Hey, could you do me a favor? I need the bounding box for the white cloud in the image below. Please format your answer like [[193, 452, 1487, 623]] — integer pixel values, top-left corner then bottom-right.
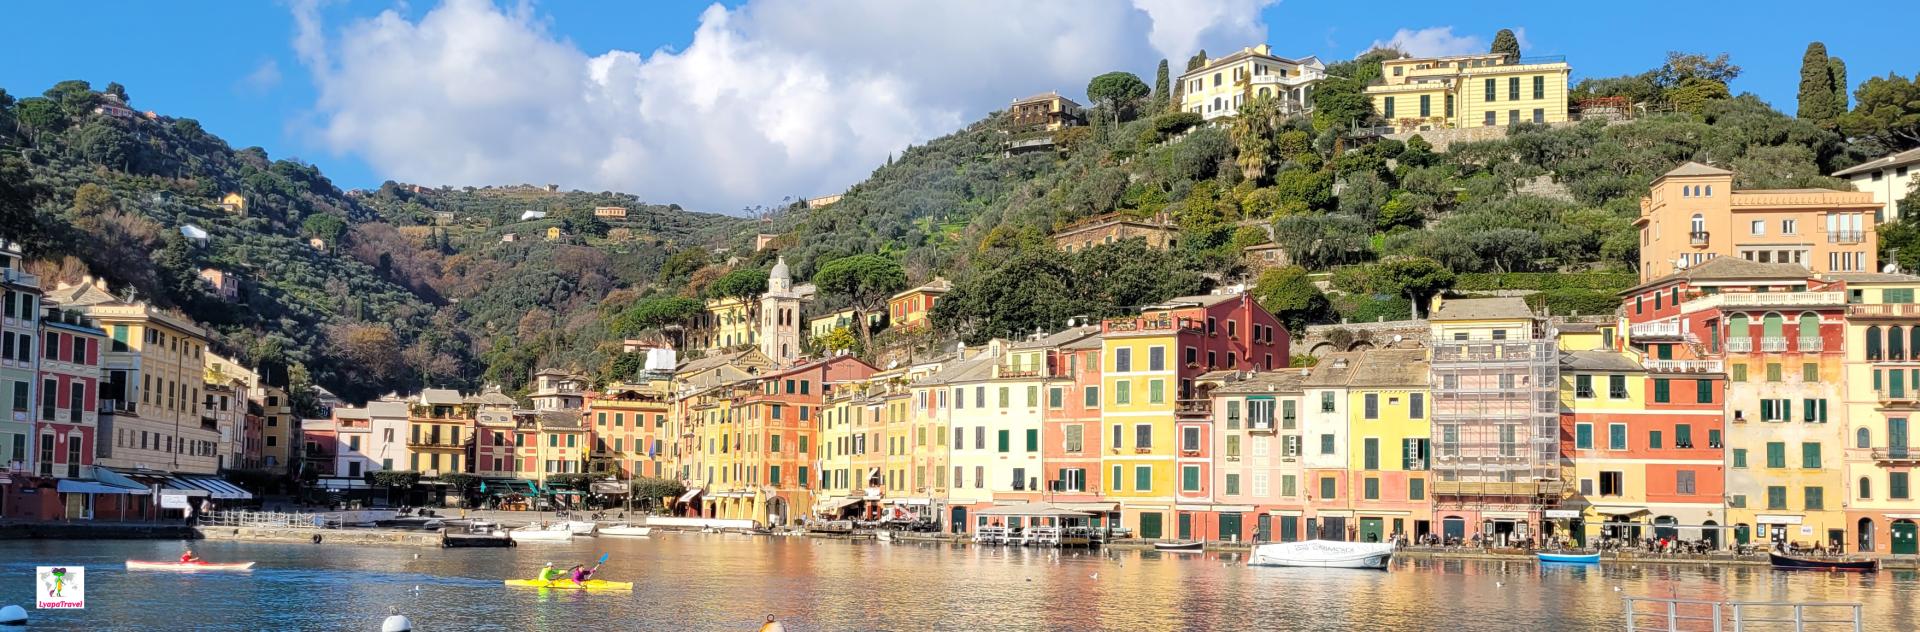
[[1367, 26, 1485, 58], [237, 59, 282, 95], [290, 0, 1273, 212]]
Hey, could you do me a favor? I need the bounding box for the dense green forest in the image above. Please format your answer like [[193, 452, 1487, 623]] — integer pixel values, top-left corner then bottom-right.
[[4, 39, 1918, 403]]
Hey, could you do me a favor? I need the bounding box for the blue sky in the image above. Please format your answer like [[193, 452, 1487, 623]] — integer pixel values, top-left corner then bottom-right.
[[2, 1, 1908, 213]]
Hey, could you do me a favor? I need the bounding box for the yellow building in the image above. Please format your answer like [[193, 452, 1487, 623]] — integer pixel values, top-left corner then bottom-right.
[[219, 192, 246, 214], [406, 389, 470, 476], [545, 226, 562, 241], [534, 410, 586, 483], [691, 297, 757, 352], [1177, 44, 1325, 120], [887, 278, 951, 331], [1838, 274, 1920, 555], [48, 279, 223, 475], [1100, 321, 1179, 538], [1007, 92, 1086, 132], [1367, 52, 1571, 133], [1341, 349, 1433, 543]]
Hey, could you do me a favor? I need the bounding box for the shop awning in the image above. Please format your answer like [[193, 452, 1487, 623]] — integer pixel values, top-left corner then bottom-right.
[[316, 477, 373, 491], [56, 479, 144, 494], [818, 497, 861, 510], [170, 474, 254, 500], [973, 503, 1092, 518], [1594, 506, 1652, 517], [1053, 502, 1119, 513], [94, 468, 153, 495], [590, 481, 628, 495], [677, 488, 704, 503]]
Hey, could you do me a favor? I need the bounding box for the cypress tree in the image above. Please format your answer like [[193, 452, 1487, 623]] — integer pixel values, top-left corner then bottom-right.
[[1797, 42, 1839, 123], [1829, 56, 1848, 112], [1490, 29, 1520, 63], [1186, 50, 1208, 72], [1153, 58, 1171, 109]]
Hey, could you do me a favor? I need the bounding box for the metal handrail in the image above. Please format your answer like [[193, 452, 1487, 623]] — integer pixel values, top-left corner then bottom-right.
[[1624, 597, 1862, 632]]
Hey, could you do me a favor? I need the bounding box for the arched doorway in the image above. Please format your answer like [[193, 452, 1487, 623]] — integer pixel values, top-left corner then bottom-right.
[[1702, 520, 1720, 549], [1654, 515, 1679, 541], [764, 496, 788, 527], [1893, 519, 1918, 555], [1859, 518, 1876, 553]]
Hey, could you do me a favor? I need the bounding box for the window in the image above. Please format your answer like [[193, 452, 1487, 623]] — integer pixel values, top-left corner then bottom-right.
[[1484, 111, 1496, 126], [1364, 478, 1380, 500], [1766, 442, 1786, 468], [1608, 375, 1627, 399], [1183, 427, 1201, 452], [997, 430, 1010, 453], [1115, 348, 1131, 372], [1653, 378, 1670, 403], [1320, 392, 1336, 412], [1732, 364, 1747, 382], [1049, 387, 1063, 409], [1083, 385, 1099, 408], [1576, 375, 1593, 398], [1182, 466, 1201, 492], [1149, 346, 1165, 371], [1065, 425, 1084, 452], [1575, 424, 1593, 450], [1804, 486, 1824, 511], [1225, 473, 1240, 496], [1135, 466, 1152, 492], [1418, 95, 1430, 118], [1484, 78, 1496, 102], [1148, 380, 1164, 404], [1648, 431, 1663, 450], [1410, 393, 1423, 418], [1532, 108, 1544, 123], [1508, 77, 1520, 101], [1696, 379, 1713, 404], [1600, 471, 1623, 496], [1675, 470, 1697, 495], [1675, 424, 1693, 448], [1732, 448, 1747, 468], [1384, 96, 1395, 119], [1363, 394, 1378, 419], [1320, 434, 1336, 455], [1532, 75, 1545, 99], [1115, 380, 1131, 405], [1111, 466, 1122, 492], [1136, 424, 1152, 449], [1802, 442, 1822, 468], [1893, 472, 1911, 500], [1225, 435, 1240, 458], [1319, 477, 1336, 500], [1608, 424, 1627, 450], [1509, 110, 1519, 125]]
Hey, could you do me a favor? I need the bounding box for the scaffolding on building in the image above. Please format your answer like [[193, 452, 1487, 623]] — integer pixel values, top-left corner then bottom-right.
[[1428, 323, 1563, 522]]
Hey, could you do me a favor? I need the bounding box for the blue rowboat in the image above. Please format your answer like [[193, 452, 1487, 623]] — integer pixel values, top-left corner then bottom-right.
[[1536, 551, 1601, 564]]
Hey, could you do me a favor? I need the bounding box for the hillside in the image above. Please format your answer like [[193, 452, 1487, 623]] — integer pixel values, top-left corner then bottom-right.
[[0, 80, 744, 404]]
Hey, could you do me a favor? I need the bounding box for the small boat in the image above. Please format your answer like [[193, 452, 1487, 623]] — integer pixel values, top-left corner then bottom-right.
[[1154, 540, 1204, 552], [1250, 540, 1394, 570], [1536, 551, 1601, 564], [503, 578, 633, 590], [508, 525, 574, 542], [443, 528, 516, 548], [875, 530, 894, 542], [598, 525, 653, 537], [1769, 552, 1878, 572], [563, 521, 598, 536], [126, 560, 256, 571]]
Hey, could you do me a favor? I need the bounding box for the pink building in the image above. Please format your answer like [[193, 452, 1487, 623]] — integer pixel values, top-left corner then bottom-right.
[[1036, 327, 1113, 523], [1209, 369, 1310, 543]]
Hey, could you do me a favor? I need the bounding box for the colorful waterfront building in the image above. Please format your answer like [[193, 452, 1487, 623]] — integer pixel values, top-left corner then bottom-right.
[[1623, 257, 1849, 548], [1635, 162, 1880, 282], [1210, 369, 1309, 542], [1301, 352, 1357, 541], [365, 399, 411, 473], [936, 348, 998, 528], [1837, 273, 1920, 555], [1039, 327, 1113, 527], [533, 410, 586, 484], [1427, 297, 1561, 545], [702, 355, 873, 526], [472, 402, 518, 479], [1342, 349, 1433, 544], [407, 389, 471, 476], [9, 303, 104, 520], [585, 382, 672, 479], [1100, 293, 1290, 539], [331, 406, 374, 478], [0, 244, 41, 494], [1559, 347, 1727, 547]]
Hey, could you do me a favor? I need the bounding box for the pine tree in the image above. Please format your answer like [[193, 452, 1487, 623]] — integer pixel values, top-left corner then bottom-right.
[[1490, 29, 1520, 63], [1829, 56, 1849, 112], [1797, 42, 1839, 124], [1153, 58, 1171, 110]]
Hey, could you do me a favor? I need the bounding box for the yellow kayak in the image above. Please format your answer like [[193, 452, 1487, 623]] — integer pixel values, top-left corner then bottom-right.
[[504, 578, 633, 590]]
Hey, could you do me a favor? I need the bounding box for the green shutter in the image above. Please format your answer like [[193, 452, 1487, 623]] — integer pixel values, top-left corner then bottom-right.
[[1767, 443, 1785, 468], [1802, 443, 1822, 469], [1576, 425, 1592, 450], [1320, 477, 1336, 499], [1653, 379, 1670, 403], [1026, 429, 1038, 452], [1408, 478, 1425, 500]]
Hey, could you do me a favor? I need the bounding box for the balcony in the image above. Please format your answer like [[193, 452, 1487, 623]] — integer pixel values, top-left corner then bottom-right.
[[1629, 320, 1682, 340], [1643, 359, 1723, 373], [1798, 336, 1824, 352], [1850, 303, 1920, 319], [1760, 337, 1789, 352], [1682, 291, 1846, 314], [1689, 231, 1710, 246], [1175, 399, 1212, 417], [1726, 338, 1754, 353], [406, 439, 465, 449], [1871, 447, 1919, 463], [1, 268, 40, 287], [1828, 230, 1866, 244], [1876, 388, 1919, 405]]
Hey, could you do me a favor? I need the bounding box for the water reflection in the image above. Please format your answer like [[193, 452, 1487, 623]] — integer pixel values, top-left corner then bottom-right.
[[0, 536, 1913, 631]]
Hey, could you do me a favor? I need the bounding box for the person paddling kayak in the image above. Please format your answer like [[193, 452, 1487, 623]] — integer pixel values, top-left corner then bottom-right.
[[179, 548, 202, 563], [569, 562, 601, 586], [539, 562, 565, 582]]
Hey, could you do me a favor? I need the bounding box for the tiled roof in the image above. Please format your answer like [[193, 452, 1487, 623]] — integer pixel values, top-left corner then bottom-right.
[[1214, 370, 1309, 394], [1303, 352, 1361, 387], [1626, 257, 1812, 293], [418, 388, 464, 405], [537, 410, 582, 429], [1346, 349, 1429, 387], [1432, 297, 1532, 321], [1009, 325, 1100, 350], [1833, 148, 1920, 177], [1826, 272, 1920, 283], [1150, 293, 1240, 310], [1661, 161, 1732, 178], [1560, 350, 1644, 373]]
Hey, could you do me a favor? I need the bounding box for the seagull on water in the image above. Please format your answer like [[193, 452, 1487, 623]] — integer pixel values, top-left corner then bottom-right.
[[1090, 572, 1099, 580]]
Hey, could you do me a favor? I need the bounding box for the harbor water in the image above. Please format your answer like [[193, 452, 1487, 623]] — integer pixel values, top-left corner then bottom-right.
[[1, 535, 1916, 630]]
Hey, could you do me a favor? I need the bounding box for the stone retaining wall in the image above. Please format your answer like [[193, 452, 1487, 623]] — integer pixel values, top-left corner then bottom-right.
[[194, 526, 444, 547]]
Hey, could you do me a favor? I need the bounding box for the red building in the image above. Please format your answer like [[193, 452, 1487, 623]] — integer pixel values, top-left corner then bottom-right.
[[8, 306, 106, 520], [1041, 327, 1111, 523]]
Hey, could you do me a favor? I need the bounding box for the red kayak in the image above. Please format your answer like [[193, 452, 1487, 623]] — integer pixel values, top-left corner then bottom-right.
[[126, 560, 256, 571]]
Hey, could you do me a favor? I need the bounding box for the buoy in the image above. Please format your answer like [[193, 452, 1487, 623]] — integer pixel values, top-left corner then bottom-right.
[[313, 534, 323, 544], [0, 604, 26, 625], [381, 614, 413, 632]]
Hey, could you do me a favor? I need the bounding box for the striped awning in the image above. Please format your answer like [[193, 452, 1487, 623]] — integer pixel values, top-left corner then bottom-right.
[[169, 474, 254, 500], [56, 479, 145, 494]]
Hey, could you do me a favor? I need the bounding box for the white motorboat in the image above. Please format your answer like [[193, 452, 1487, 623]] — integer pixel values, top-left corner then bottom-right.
[[563, 520, 599, 536], [1249, 540, 1394, 569], [599, 525, 653, 537], [508, 524, 574, 542]]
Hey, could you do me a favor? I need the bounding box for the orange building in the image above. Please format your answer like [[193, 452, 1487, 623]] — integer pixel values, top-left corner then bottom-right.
[[887, 278, 951, 330], [585, 384, 673, 480], [1635, 162, 1880, 282], [1040, 328, 1112, 524]]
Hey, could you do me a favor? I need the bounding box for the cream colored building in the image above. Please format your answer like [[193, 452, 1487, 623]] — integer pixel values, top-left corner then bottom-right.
[[1636, 162, 1881, 282], [1366, 52, 1570, 133], [1833, 148, 1919, 223], [1178, 44, 1325, 120]]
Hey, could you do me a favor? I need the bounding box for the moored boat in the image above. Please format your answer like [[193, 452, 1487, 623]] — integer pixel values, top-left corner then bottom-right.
[[126, 560, 256, 571], [599, 525, 653, 537], [563, 521, 599, 536], [1249, 540, 1394, 569], [1768, 552, 1877, 572], [508, 525, 574, 542], [1154, 540, 1204, 552], [1536, 551, 1601, 564], [503, 578, 633, 590]]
